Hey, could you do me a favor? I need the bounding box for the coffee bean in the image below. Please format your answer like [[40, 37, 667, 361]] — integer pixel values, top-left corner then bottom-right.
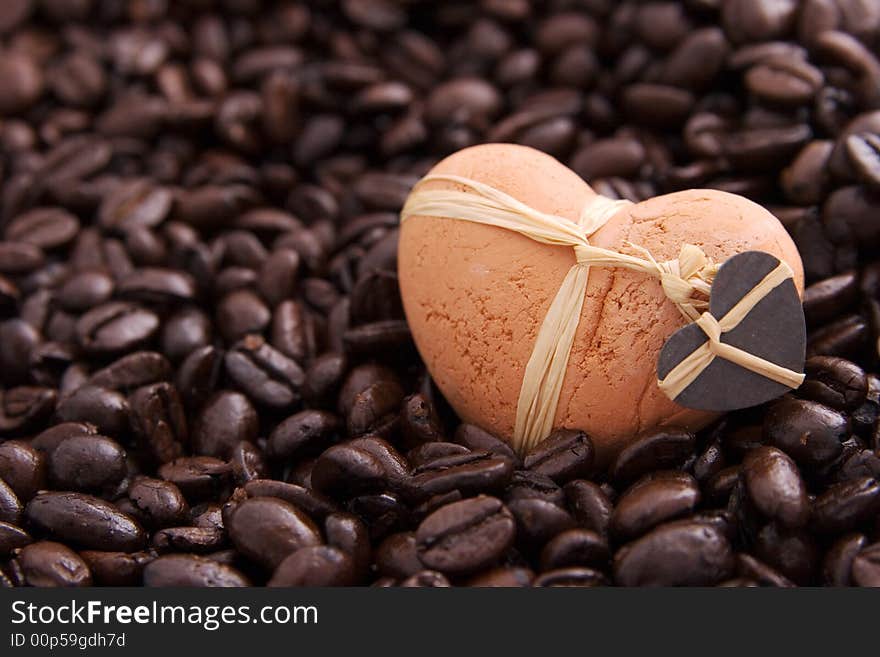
[[800, 356, 868, 411], [610, 428, 696, 486], [822, 532, 867, 586], [754, 523, 819, 585], [193, 391, 258, 458], [0, 51, 43, 115], [228, 496, 322, 570], [127, 477, 190, 529], [613, 520, 735, 586], [454, 424, 520, 465], [742, 447, 809, 528], [128, 382, 188, 465], [25, 492, 146, 552], [80, 550, 154, 586], [735, 553, 795, 587], [745, 58, 823, 106], [0, 521, 32, 556], [76, 302, 160, 355], [564, 480, 613, 536], [48, 435, 127, 494], [764, 398, 849, 468], [56, 385, 129, 436], [376, 531, 422, 579], [243, 480, 339, 521], [18, 541, 92, 587], [224, 334, 305, 408], [0, 386, 56, 434], [539, 528, 609, 571], [5, 208, 79, 250], [408, 443, 470, 469], [269, 545, 355, 586], [468, 566, 534, 587], [118, 268, 197, 305], [416, 496, 515, 575], [311, 444, 387, 499], [0, 478, 22, 525], [802, 272, 859, 327], [176, 345, 222, 408], [0, 440, 45, 501], [610, 472, 701, 541], [524, 429, 594, 484], [216, 289, 271, 343], [508, 498, 575, 548], [161, 308, 213, 362], [812, 477, 880, 534], [851, 543, 880, 587], [158, 457, 231, 503], [152, 526, 226, 554], [533, 567, 608, 587], [505, 470, 565, 507], [347, 380, 405, 437], [143, 554, 249, 587]]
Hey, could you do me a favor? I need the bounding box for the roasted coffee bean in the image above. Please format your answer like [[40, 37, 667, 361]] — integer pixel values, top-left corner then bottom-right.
[[0, 440, 45, 502], [348, 492, 410, 540], [89, 352, 172, 392], [505, 470, 565, 507], [0, 521, 32, 557], [128, 382, 188, 465], [176, 345, 222, 408], [241, 481, 336, 521], [812, 477, 880, 534], [851, 543, 880, 587], [225, 335, 305, 408], [18, 541, 92, 587], [0, 386, 56, 434], [347, 380, 405, 437], [376, 531, 422, 579], [846, 133, 880, 190], [532, 567, 608, 587], [400, 570, 451, 587], [610, 429, 696, 486], [399, 394, 444, 448], [80, 550, 154, 586], [5, 208, 79, 250], [25, 492, 145, 552], [468, 567, 534, 587], [311, 444, 387, 498], [613, 520, 735, 586], [408, 443, 471, 469], [127, 477, 190, 529], [509, 498, 575, 548], [268, 545, 355, 587], [822, 532, 867, 586], [302, 353, 347, 407], [415, 496, 515, 576], [55, 385, 129, 436], [764, 398, 849, 468], [76, 302, 159, 355], [143, 554, 250, 587], [216, 289, 271, 343], [610, 472, 701, 541], [454, 423, 520, 465], [754, 523, 819, 585], [230, 440, 268, 484], [736, 553, 795, 587], [742, 447, 809, 528], [56, 270, 116, 312], [564, 480, 613, 536], [323, 512, 369, 581], [800, 356, 868, 411], [539, 529, 609, 571], [158, 457, 231, 503], [152, 526, 226, 554], [228, 496, 321, 570], [193, 391, 258, 459], [0, 478, 22, 525], [118, 268, 197, 305], [411, 451, 514, 500], [161, 308, 213, 362], [48, 435, 127, 494], [524, 430, 594, 484]]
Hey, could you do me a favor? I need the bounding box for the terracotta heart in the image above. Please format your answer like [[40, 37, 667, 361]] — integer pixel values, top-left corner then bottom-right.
[[398, 144, 805, 460]]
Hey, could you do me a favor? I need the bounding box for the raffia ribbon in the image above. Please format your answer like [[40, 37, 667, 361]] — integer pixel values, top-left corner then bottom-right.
[[400, 174, 805, 454]]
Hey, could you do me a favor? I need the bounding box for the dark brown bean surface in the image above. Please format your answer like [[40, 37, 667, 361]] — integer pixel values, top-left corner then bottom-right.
[[0, 0, 877, 588], [18, 541, 92, 587]]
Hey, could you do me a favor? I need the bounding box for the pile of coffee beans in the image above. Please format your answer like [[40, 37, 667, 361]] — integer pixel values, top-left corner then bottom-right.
[[1, 0, 879, 587]]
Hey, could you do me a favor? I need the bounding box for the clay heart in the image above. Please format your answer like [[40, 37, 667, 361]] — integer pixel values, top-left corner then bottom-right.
[[656, 250, 806, 412]]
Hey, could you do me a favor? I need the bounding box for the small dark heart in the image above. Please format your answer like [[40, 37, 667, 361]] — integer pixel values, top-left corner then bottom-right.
[[657, 251, 805, 412]]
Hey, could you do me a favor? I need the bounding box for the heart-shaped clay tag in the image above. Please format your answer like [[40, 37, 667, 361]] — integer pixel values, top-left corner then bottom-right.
[[656, 250, 806, 412]]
